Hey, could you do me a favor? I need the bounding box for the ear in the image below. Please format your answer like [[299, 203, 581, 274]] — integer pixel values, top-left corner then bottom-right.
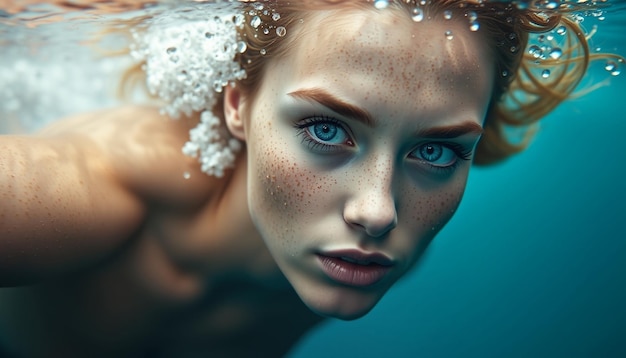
[[223, 85, 247, 141]]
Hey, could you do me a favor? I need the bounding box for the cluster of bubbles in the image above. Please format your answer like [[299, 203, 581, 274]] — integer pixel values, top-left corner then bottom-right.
[[246, 2, 287, 56], [372, 0, 480, 41], [131, 2, 249, 177], [526, 22, 622, 79]]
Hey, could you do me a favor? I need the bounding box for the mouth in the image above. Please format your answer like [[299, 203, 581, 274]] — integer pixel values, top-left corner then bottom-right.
[[316, 249, 394, 287]]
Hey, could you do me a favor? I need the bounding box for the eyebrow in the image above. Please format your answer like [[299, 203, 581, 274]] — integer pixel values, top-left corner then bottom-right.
[[287, 87, 483, 138], [417, 122, 484, 139], [287, 88, 375, 126]]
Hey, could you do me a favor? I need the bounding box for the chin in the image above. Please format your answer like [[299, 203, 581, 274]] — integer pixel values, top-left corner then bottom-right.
[[296, 281, 389, 321]]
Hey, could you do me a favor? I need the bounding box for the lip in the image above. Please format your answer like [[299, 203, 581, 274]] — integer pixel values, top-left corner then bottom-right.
[[316, 250, 394, 287]]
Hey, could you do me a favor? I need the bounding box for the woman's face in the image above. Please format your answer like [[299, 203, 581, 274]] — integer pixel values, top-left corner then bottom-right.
[[234, 8, 494, 319]]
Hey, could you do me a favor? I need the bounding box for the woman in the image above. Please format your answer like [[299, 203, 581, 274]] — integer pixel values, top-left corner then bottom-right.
[[0, 0, 621, 357]]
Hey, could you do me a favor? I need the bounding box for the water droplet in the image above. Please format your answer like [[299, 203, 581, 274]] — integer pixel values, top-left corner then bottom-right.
[[276, 26, 287, 37], [253, 3, 264, 11], [549, 47, 562, 60], [556, 25, 567, 35], [502, 70, 509, 77], [443, 10, 453, 20], [272, 12, 281, 21], [183, 172, 191, 180], [260, 48, 267, 56], [373, 0, 389, 9], [537, 35, 545, 43], [467, 11, 478, 21], [263, 28, 270, 35], [251, 16, 262, 28], [469, 21, 480, 32], [445, 30, 454, 40], [541, 69, 551, 78], [510, 46, 518, 53], [166, 47, 177, 55], [411, 8, 424, 22]]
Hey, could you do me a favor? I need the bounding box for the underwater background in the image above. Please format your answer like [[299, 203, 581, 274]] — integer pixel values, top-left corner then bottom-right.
[[1, 1, 624, 357]]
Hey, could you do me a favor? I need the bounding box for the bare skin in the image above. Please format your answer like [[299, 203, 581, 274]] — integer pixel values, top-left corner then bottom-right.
[[0, 106, 322, 357]]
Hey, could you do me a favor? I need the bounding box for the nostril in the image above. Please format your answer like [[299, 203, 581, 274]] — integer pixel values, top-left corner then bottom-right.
[[343, 200, 397, 238]]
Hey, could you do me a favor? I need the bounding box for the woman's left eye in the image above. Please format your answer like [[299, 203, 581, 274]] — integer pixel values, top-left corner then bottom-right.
[[410, 143, 470, 168]]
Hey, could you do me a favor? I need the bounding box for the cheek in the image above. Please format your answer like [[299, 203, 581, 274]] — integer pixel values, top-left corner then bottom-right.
[[247, 122, 338, 251], [398, 177, 466, 250]]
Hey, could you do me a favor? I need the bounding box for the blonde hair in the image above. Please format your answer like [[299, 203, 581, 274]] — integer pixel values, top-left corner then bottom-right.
[[120, 0, 624, 165]]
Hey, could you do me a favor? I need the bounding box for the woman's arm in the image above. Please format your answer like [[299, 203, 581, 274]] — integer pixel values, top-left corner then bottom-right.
[[0, 111, 146, 287]]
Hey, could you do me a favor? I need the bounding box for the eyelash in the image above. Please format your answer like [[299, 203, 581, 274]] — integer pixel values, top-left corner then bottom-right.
[[293, 115, 352, 153], [294, 116, 473, 173], [414, 142, 473, 174]]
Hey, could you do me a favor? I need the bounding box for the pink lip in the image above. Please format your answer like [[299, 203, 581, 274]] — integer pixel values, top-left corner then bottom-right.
[[316, 250, 394, 287]]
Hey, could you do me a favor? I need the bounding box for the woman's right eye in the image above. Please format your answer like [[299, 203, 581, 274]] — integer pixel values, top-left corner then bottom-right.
[[295, 117, 354, 152]]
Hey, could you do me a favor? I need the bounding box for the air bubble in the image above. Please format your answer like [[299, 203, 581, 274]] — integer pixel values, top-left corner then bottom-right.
[[605, 61, 621, 75], [213, 81, 224, 92], [373, 0, 389, 9], [205, 32, 214, 39], [276, 26, 287, 37], [412, 8, 424, 22], [263, 28, 270, 35], [445, 30, 454, 40], [544, 0, 559, 10], [605, 61, 616, 71], [166, 47, 177, 55], [237, 41, 247, 53], [528, 45, 543, 58], [469, 21, 480, 32], [443, 10, 453, 20], [549, 47, 562, 60], [468, 11, 478, 21], [234, 14, 244, 26], [556, 25, 566, 35], [272, 12, 281, 21], [251, 16, 262, 28], [541, 69, 551, 78], [260, 48, 267, 55]]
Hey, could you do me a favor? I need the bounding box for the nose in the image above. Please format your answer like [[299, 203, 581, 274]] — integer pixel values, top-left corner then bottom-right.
[[343, 158, 398, 238]]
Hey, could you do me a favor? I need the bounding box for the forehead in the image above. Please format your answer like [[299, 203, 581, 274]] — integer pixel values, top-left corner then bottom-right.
[[267, 7, 494, 118]]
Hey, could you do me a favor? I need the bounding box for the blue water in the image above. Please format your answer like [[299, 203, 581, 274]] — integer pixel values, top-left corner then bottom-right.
[[290, 14, 626, 358]]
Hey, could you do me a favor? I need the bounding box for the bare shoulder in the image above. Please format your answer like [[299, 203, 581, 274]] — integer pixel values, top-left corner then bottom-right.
[[43, 105, 220, 208]]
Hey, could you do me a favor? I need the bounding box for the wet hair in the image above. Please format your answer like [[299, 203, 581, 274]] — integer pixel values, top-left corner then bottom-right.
[[121, 0, 623, 165]]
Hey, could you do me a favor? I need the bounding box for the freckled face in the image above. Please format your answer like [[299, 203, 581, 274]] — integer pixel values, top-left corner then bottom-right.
[[241, 9, 493, 319]]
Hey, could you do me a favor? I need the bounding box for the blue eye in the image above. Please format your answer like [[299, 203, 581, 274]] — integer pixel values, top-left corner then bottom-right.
[[295, 117, 353, 153], [411, 143, 469, 168], [309, 122, 348, 144]]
